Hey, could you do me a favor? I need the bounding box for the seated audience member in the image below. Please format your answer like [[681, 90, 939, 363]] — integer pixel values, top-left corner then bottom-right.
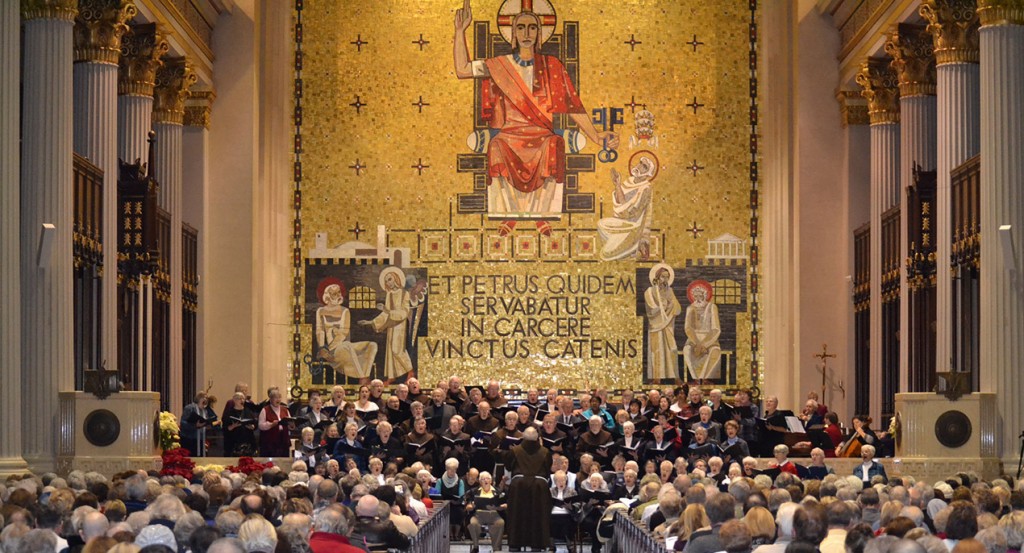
[[853, 444, 887, 485], [466, 471, 505, 553], [349, 495, 411, 551]]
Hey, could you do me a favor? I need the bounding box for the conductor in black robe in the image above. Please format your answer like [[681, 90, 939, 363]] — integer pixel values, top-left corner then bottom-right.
[[495, 426, 553, 551]]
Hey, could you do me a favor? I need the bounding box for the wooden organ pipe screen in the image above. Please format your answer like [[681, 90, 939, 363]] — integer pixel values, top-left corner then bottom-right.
[[154, 209, 171, 411], [73, 154, 103, 389], [880, 206, 900, 419], [182, 224, 199, 409], [906, 168, 937, 392], [853, 224, 871, 417], [951, 156, 980, 390]]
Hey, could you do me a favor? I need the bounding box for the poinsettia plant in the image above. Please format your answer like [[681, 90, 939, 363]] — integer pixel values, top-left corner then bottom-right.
[[227, 457, 275, 475], [160, 447, 195, 478]]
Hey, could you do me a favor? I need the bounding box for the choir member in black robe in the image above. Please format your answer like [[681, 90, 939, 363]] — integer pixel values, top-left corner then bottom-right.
[[222, 392, 257, 457]]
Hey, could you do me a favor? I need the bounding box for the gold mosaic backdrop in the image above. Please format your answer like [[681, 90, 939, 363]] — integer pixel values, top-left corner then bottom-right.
[[295, 0, 759, 392]]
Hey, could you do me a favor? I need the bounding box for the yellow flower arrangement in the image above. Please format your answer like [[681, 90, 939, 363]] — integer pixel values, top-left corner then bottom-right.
[[159, 411, 181, 451]]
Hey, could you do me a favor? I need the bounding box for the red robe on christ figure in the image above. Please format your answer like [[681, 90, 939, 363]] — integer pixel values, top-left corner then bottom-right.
[[481, 55, 584, 197]]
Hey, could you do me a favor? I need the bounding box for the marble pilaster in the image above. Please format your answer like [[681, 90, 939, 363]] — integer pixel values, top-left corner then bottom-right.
[[977, 0, 1024, 463], [0, 0, 28, 477], [117, 22, 166, 166], [922, 0, 981, 377], [886, 24, 938, 389], [153, 57, 195, 414], [857, 58, 901, 423], [73, 0, 135, 376], [20, 0, 78, 473]]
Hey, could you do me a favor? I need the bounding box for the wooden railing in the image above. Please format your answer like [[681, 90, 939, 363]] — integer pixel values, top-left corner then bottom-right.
[[613, 510, 670, 553], [408, 501, 450, 553]]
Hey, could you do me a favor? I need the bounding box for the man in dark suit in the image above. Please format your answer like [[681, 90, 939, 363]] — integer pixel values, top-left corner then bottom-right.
[[425, 387, 456, 433]]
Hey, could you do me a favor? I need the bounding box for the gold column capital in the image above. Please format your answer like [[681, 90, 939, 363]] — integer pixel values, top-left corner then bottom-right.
[[21, 0, 78, 21], [153, 57, 197, 125], [118, 23, 169, 97], [184, 89, 215, 129], [856, 57, 901, 125], [977, 0, 1024, 26], [920, 0, 980, 65], [884, 24, 937, 97], [74, 0, 136, 65], [836, 90, 870, 128]]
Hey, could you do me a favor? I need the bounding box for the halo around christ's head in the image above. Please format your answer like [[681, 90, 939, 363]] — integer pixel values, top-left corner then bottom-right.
[[497, 0, 557, 46]]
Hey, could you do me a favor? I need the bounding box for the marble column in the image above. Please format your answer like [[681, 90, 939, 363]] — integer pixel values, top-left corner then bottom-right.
[[73, 0, 135, 376], [117, 23, 167, 167], [977, 0, 1024, 462], [153, 57, 196, 415], [857, 58, 901, 423], [20, 0, 78, 473], [183, 90, 213, 392], [885, 24, 938, 388], [921, 0, 981, 378], [0, 0, 28, 477]]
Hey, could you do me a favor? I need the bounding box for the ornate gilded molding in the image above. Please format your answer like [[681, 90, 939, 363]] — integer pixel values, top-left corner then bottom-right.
[[118, 23, 169, 97], [836, 90, 870, 127], [856, 57, 901, 125], [977, 0, 1024, 26], [153, 57, 197, 125], [183, 89, 215, 129], [885, 24, 937, 97], [74, 0, 136, 64], [21, 0, 78, 21], [920, 0, 980, 65]]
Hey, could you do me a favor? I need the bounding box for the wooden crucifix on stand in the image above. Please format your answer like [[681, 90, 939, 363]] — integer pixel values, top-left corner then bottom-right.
[[813, 343, 844, 409]]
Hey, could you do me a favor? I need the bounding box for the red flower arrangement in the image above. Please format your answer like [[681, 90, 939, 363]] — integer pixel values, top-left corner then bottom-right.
[[227, 457, 275, 475], [160, 447, 196, 478]]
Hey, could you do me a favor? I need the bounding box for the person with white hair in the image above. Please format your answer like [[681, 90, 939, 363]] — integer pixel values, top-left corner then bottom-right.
[[238, 516, 277, 553], [309, 506, 362, 553], [853, 444, 888, 484], [577, 414, 614, 469], [79, 510, 110, 544]]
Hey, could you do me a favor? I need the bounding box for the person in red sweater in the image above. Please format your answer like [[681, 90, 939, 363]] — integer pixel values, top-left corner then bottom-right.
[[770, 444, 800, 475], [308, 506, 363, 553]]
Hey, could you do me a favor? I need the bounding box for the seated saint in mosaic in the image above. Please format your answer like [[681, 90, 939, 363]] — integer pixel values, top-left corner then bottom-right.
[[316, 282, 378, 382], [682, 280, 722, 382]]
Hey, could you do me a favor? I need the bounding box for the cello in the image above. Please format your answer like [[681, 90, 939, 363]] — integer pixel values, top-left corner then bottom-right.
[[837, 415, 872, 458]]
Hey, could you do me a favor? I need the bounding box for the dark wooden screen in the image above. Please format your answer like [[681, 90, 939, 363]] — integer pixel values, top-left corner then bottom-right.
[[154, 209, 171, 410], [951, 155, 980, 389], [183, 224, 199, 409], [73, 154, 104, 388], [906, 167, 937, 392], [117, 159, 159, 391], [853, 223, 871, 417], [880, 206, 900, 418]]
